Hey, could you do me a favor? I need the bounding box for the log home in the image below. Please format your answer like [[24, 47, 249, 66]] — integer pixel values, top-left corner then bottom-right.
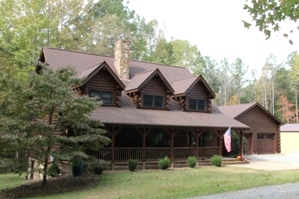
[[37, 40, 249, 170]]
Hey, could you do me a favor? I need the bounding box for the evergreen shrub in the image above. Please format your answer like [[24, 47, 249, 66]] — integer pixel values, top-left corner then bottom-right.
[[158, 156, 170, 170], [48, 162, 61, 177], [128, 159, 138, 171], [187, 156, 197, 168], [211, 155, 222, 167]]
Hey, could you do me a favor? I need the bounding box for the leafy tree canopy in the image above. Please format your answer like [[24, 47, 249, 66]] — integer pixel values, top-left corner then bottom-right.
[[243, 0, 299, 44], [0, 66, 110, 186]]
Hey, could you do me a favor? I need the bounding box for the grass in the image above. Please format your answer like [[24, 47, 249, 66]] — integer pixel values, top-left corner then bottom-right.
[[3, 166, 299, 199], [0, 173, 26, 191]]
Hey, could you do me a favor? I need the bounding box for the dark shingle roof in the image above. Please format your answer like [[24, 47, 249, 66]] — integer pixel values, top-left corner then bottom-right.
[[40, 47, 249, 129], [218, 102, 283, 125], [41, 47, 193, 82], [172, 75, 215, 98], [91, 92, 248, 129]]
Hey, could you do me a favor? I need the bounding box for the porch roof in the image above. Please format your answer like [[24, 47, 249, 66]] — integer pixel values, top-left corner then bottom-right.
[[91, 93, 249, 130]]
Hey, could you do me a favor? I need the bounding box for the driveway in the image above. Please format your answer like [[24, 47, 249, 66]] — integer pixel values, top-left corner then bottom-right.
[[227, 154, 299, 170], [189, 154, 299, 199]]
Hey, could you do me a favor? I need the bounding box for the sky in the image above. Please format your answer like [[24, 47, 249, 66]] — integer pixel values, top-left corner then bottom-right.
[[128, 0, 299, 74]]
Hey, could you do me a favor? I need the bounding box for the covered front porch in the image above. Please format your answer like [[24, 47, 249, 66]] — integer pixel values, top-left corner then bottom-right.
[[88, 125, 246, 170]]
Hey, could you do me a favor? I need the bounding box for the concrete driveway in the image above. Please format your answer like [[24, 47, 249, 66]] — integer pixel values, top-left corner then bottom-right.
[[227, 154, 299, 170]]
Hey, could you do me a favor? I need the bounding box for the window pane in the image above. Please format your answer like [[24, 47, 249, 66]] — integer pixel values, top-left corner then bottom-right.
[[90, 91, 100, 98], [189, 99, 206, 111], [154, 96, 163, 108], [101, 91, 113, 104], [189, 99, 197, 110], [197, 100, 206, 111], [144, 94, 163, 108], [144, 95, 153, 107], [257, 134, 264, 139]]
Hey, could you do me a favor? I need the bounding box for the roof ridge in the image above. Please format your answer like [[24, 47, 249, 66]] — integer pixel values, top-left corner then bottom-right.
[[218, 102, 256, 108], [131, 68, 156, 77], [172, 75, 198, 83], [44, 47, 114, 59], [44, 47, 190, 71]]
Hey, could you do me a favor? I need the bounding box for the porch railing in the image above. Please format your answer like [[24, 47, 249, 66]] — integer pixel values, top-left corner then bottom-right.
[[87, 147, 220, 162]]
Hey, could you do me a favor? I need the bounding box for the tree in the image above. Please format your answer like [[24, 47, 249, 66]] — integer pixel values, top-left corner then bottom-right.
[[277, 95, 296, 123], [289, 51, 299, 123], [243, 0, 299, 43], [0, 66, 110, 186]]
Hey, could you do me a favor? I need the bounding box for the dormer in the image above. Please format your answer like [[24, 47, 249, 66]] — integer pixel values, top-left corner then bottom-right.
[[125, 68, 174, 110], [79, 62, 125, 107], [171, 75, 215, 112]]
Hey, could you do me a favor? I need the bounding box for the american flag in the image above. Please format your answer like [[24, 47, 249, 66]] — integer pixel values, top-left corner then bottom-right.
[[224, 127, 231, 152]]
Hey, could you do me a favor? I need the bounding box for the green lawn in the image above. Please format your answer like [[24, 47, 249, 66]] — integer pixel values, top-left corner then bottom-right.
[[0, 173, 26, 191], [2, 167, 299, 199]]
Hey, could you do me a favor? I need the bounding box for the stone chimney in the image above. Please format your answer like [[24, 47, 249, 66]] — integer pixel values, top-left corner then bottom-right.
[[114, 39, 130, 79]]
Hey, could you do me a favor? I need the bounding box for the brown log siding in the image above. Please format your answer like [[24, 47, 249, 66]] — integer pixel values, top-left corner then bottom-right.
[[236, 106, 280, 154], [140, 76, 169, 109], [83, 68, 121, 106], [186, 81, 211, 112]]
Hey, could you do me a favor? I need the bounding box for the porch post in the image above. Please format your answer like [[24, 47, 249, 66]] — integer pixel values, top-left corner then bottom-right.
[[196, 130, 199, 161], [171, 129, 174, 168], [240, 130, 244, 158], [111, 129, 115, 171], [218, 130, 222, 155], [111, 127, 122, 171], [142, 129, 146, 170]]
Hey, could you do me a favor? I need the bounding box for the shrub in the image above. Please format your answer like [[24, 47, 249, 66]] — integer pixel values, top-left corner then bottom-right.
[[94, 164, 104, 175], [48, 162, 61, 177], [128, 159, 138, 171], [187, 156, 197, 168], [158, 156, 170, 170], [211, 155, 222, 167]]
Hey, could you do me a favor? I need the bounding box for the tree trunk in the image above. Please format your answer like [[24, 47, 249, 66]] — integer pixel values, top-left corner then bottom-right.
[[42, 157, 48, 186]]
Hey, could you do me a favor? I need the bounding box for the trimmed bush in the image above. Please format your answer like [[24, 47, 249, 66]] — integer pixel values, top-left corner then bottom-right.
[[187, 156, 197, 168], [211, 155, 222, 167], [128, 159, 138, 171], [94, 164, 104, 175], [158, 156, 170, 170], [48, 162, 61, 177]]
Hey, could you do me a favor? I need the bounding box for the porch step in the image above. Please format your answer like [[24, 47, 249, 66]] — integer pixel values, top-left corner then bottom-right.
[[222, 158, 249, 165], [198, 158, 249, 166]]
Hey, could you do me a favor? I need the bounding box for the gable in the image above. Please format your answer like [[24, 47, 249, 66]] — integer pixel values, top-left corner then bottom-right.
[[141, 75, 170, 94], [186, 81, 209, 100], [236, 106, 280, 133], [84, 68, 118, 91]]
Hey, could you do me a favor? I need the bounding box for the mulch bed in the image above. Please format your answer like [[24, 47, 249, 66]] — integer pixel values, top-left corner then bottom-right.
[[0, 174, 99, 199]]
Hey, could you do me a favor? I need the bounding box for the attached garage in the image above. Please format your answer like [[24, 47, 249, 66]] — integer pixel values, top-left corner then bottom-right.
[[219, 102, 283, 154]]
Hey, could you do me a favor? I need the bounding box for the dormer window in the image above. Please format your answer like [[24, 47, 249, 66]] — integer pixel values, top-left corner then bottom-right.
[[189, 99, 206, 111], [144, 94, 164, 108], [90, 90, 113, 105]]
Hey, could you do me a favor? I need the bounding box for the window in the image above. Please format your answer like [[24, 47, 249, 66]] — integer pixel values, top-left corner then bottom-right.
[[89, 90, 113, 104], [144, 94, 163, 108], [257, 134, 264, 139], [189, 99, 206, 111]]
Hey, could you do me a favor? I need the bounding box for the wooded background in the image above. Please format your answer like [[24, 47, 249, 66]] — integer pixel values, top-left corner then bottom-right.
[[1, 0, 298, 124]]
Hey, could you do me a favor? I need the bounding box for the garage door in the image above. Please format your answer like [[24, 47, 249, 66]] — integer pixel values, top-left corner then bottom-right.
[[257, 134, 274, 154]]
